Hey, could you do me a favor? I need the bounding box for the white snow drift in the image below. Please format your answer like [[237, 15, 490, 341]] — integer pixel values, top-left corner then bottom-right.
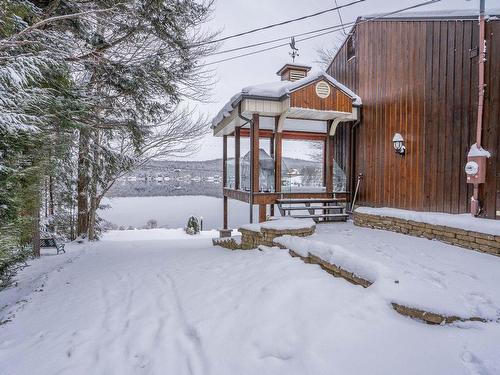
[[1, 228, 499, 375]]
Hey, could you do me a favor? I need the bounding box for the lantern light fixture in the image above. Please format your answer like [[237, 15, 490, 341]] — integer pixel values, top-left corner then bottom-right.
[[393, 133, 406, 155]]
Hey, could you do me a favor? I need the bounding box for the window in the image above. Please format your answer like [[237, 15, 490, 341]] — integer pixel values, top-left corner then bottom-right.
[[315, 81, 331, 98], [347, 33, 356, 61], [289, 70, 307, 81]]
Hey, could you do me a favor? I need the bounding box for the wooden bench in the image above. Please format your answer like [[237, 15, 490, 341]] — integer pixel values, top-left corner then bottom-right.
[[40, 238, 66, 254]]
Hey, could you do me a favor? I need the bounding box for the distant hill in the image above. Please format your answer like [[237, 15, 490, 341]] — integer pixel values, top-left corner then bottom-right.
[[106, 156, 324, 198], [143, 156, 319, 172]]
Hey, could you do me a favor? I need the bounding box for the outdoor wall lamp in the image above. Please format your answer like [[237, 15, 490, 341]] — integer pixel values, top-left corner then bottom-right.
[[393, 133, 406, 155]]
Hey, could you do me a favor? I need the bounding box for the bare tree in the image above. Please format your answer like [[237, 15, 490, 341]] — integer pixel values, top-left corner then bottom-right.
[[314, 34, 344, 71]]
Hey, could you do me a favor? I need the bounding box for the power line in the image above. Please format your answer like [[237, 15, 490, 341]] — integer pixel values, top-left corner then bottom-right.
[[212, 0, 441, 57], [201, 0, 441, 67], [194, 0, 366, 47], [211, 20, 358, 57], [335, 0, 349, 36], [202, 26, 349, 67]]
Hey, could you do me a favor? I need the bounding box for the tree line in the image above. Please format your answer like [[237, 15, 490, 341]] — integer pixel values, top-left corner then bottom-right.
[[0, 0, 215, 286]]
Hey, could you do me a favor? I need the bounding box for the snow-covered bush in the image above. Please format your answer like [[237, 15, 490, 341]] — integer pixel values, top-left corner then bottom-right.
[[185, 216, 200, 235]]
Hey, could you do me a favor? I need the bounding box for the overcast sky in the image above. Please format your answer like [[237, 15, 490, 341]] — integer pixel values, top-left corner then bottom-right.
[[183, 0, 482, 161]]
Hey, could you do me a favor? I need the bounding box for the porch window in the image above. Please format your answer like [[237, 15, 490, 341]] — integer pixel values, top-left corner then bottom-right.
[[347, 33, 356, 61]]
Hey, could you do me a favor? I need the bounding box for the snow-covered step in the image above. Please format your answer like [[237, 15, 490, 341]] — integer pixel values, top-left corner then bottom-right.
[[277, 198, 345, 204], [281, 205, 344, 211], [290, 213, 349, 221]]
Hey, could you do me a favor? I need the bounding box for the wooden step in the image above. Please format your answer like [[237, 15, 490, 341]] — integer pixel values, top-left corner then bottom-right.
[[277, 198, 346, 204], [290, 213, 349, 221], [281, 206, 344, 211]]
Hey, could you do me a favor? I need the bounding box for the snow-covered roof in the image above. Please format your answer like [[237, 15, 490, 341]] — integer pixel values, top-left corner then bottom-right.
[[361, 8, 500, 20], [468, 143, 491, 158], [211, 71, 361, 129]]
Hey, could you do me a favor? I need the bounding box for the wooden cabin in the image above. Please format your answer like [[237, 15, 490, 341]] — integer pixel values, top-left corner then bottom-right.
[[213, 9, 500, 228], [328, 9, 500, 219]]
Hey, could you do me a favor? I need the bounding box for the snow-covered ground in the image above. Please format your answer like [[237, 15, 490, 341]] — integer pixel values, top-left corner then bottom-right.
[[276, 223, 500, 322], [1, 228, 500, 375], [99, 195, 255, 230]]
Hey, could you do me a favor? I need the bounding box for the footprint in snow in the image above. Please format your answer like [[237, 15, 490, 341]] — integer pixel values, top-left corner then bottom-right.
[[460, 351, 490, 375]]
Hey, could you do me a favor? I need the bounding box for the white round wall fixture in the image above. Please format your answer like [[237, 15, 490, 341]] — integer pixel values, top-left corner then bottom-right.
[[315, 81, 331, 98], [465, 161, 479, 176]]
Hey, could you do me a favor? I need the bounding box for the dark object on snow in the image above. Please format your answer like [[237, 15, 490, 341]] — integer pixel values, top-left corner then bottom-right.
[[40, 238, 66, 254], [185, 216, 200, 235]]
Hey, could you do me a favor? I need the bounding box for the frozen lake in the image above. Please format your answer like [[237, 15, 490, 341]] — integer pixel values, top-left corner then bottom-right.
[[100, 195, 258, 230]]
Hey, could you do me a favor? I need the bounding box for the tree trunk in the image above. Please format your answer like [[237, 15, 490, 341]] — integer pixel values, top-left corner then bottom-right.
[[48, 174, 54, 216], [32, 199, 41, 258], [44, 177, 48, 218], [88, 195, 97, 240], [77, 128, 90, 237], [88, 129, 99, 241]]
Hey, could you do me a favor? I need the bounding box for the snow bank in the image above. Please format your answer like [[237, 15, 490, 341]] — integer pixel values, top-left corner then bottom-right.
[[239, 218, 315, 233], [355, 206, 500, 236], [277, 235, 382, 283], [0, 243, 88, 323], [276, 223, 500, 321], [1, 228, 500, 374], [102, 228, 224, 241]]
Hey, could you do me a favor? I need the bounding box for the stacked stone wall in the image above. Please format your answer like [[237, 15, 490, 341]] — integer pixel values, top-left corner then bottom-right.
[[354, 212, 500, 257], [239, 226, 315, 250]]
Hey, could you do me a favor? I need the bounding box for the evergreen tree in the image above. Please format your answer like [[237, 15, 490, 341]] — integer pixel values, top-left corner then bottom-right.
[[0, 0, 216, 283]]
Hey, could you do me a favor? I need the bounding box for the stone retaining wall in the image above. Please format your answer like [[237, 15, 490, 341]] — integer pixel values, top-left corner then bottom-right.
[[289, 250, 485, 324], [239, 226, 315, 250], [354, 212, 500, 257], [290, 251, 373, 288], [212, 237, 241, 250]]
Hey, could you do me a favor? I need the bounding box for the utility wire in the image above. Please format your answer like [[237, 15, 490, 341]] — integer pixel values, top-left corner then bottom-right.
[[335, 0, 349, 36], [193, 0, 366, 47], [202, 25, 352, 67], [211, 20, 358, 56], [201, 0, 441, 67]]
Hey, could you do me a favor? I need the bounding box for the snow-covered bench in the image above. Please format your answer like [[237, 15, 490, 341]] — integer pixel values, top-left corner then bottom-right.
[[40, 238, 66, 254]]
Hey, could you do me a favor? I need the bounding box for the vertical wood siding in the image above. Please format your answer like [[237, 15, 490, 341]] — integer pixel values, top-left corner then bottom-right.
[[327, 19, 499, 218], [482, 21, 500, 219], [290, 82, 352, 112]]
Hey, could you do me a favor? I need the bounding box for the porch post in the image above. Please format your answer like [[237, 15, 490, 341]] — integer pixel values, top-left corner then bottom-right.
[[223, 135, 228, 229], [249, 114, 260, 223], [235, 126, 240, 190], [274, 116, 282, 193], [270, 132, 275, 158], [269, 128, 275, 217], [251, 113, 260, 193], [323, 139, 327, 187], [223, 196, 228, 229], [223, 135, 227, 188], [259, 204, 266, 223], [326, 121, 334, 193]]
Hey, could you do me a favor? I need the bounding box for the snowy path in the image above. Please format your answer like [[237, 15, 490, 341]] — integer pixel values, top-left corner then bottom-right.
[[1, 229, 500, 375]]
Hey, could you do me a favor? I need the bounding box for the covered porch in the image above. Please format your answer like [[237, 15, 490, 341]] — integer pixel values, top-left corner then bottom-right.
[[212, 64, 361, 226]]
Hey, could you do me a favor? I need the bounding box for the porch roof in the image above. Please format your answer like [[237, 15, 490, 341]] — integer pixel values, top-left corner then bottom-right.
[[212, 71, 361, 137]]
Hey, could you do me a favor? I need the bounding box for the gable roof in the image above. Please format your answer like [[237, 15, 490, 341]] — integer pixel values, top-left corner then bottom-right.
[[211, 71, 361, 129], [361, 8, 500, 21]]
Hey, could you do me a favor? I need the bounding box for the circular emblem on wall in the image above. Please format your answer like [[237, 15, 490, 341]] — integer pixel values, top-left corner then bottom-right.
[[315, 81, 331, 98]]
